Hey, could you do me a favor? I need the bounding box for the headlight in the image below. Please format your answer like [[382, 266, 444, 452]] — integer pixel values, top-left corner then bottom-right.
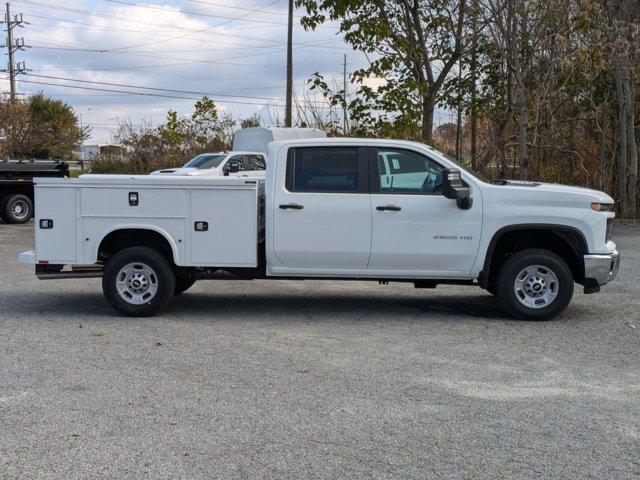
[[591, 203, 614, 212]]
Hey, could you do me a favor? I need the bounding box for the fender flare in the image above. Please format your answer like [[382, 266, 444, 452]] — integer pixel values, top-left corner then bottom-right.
[[478, 223, 588, 288], [93, 224, 182, 265]]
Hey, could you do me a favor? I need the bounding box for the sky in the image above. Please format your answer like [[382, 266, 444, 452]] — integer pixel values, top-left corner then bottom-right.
[[0, 0, 370, 143]]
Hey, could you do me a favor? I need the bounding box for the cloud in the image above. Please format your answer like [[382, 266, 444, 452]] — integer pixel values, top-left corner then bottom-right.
[[12, 0, 363, 142]]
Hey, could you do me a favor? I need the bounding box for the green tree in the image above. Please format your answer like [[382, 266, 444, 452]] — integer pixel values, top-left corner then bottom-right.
[[0, 93, 88, 159], [298, 0, 467, 142]]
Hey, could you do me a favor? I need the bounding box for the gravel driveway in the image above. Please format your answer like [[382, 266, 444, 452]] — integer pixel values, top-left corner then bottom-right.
[[1, 222, 638, 479]]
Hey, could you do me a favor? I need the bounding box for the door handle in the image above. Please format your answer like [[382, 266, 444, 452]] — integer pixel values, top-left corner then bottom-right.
[[376, 205, 401, 212], [279, 203, 304, 210]]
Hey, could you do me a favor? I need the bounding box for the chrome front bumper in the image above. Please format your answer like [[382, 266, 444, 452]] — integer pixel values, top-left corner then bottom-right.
[[584, 250, 620, 286]]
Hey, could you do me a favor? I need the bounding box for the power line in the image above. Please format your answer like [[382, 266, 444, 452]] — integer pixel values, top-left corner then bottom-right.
[[101, 0, 282, 52], [24, 73, 329, 105], [17, 4, 338, 45], [181, 0, 303, 18], [26, 27, 344, 55], [16, 78, 328, 108], [105, 0, 288, 26]]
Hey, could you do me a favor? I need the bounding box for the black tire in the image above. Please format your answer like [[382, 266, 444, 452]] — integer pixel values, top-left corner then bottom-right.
[[102, 246, 175, 317], [174, 277, 196, 295], [3, 194, 33, 224], [0, 195, 8, 223], [486, 285, 498, 296], [497, 248, 574, 321]]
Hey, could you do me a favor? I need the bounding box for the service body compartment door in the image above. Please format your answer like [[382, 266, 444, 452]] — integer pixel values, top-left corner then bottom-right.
[[35, 186, 79, 263], [189, 188, 257, 267], [81, 187, 188, 265]]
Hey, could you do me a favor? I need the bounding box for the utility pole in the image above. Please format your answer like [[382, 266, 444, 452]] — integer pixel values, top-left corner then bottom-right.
[[342, 54, 348, 135], [1, 3, 28, 100], [284, 0, 293, 127]]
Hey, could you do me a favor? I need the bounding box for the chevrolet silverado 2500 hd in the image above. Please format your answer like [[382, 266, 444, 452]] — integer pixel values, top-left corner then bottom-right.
[[19, 138, 619, 320], [149, 151, 267, 177]]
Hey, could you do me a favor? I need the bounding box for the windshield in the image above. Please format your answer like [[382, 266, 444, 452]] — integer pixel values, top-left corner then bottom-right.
[[430, 149, 490, 183], [184, 154, 226, 169]]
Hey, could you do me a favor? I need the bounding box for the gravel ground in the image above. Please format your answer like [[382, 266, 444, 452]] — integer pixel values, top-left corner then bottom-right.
[[0, 222, 638, 479]]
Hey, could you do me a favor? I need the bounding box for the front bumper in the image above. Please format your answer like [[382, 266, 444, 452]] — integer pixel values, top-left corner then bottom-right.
[[583, 250, 619, 288]]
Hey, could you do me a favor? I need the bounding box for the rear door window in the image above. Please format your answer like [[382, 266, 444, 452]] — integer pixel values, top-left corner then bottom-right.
[[286, 147, 367, 193]]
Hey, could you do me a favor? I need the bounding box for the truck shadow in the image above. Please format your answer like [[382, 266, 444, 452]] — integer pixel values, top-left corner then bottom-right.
[[0, 289, 519, 322], [168, 291, 514, 321]]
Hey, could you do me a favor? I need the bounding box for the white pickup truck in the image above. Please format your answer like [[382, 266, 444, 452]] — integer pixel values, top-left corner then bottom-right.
[[150, 151, 266, 177], [19, 138, 619, 320]]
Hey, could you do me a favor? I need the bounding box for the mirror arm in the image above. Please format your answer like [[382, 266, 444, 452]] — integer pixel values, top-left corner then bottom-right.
[[456, 197, 473, 210]]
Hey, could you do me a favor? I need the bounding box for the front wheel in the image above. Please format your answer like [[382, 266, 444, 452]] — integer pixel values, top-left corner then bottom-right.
[[102, 247, 175, 317], [497, 248, 574, 321]]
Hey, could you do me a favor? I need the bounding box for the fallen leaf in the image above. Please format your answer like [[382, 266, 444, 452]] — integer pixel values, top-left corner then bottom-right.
[[296, 368, 310, 374], [283, 335, 292, 343], [415, 396, 424, 402]]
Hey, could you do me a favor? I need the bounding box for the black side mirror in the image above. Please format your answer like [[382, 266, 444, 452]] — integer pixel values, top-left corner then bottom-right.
[[227, 162, 240, 173], [442, 168, 472, 210]]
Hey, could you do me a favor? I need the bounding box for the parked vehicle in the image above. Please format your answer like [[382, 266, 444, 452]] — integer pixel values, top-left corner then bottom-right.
[[19, 138, 619, 320], [0, 162, 69, 224], [150, 151, 266, 177]]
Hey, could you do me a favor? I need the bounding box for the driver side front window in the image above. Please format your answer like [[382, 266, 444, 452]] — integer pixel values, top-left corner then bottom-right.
[[227, 156, 245, 171], [377, 148, 443, 194]]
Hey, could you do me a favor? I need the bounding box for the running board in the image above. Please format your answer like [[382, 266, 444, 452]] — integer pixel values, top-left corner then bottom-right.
[[36, 265, 103, 280], [36, 271, 103, 280]]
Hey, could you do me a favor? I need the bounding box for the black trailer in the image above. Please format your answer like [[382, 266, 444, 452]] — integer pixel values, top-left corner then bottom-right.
[[0, 162, 69, 224]]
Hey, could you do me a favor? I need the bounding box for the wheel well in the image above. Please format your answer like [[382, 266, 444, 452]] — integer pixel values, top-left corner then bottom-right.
[[98, 229, 175, 264], [482, 227, 587, 289]]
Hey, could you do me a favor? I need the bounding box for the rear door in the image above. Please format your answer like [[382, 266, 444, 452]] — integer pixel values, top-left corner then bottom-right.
[[272, 145, 371, 269], [369, 146, 482, 274]]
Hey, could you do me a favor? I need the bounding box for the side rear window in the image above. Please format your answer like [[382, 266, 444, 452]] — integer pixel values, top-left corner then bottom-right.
[[286, 147, 362, 193], [247, 155, 266, 170]]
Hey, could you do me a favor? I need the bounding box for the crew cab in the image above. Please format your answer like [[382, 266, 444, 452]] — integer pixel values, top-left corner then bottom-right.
[[19, 138, 620, 320], [150, 151, 266, 177]]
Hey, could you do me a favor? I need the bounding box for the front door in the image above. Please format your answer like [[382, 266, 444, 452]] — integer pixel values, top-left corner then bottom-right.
[[272, 145, 371, 270], [369, 147, 482, 275]]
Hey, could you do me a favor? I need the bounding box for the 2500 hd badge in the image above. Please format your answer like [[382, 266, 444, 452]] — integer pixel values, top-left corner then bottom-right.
[[433, 235, 474, 240]]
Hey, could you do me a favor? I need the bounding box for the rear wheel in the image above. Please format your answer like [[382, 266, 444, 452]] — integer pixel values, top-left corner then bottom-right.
[[497, 248, 574, 320], [3, 194, 33, 224], [102, 247, 175, 317]]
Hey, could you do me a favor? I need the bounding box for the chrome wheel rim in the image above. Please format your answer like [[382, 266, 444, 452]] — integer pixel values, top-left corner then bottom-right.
[[514, 264, 559, 309], [116, 262, 158, 305], [11, 200, 29, 220]]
